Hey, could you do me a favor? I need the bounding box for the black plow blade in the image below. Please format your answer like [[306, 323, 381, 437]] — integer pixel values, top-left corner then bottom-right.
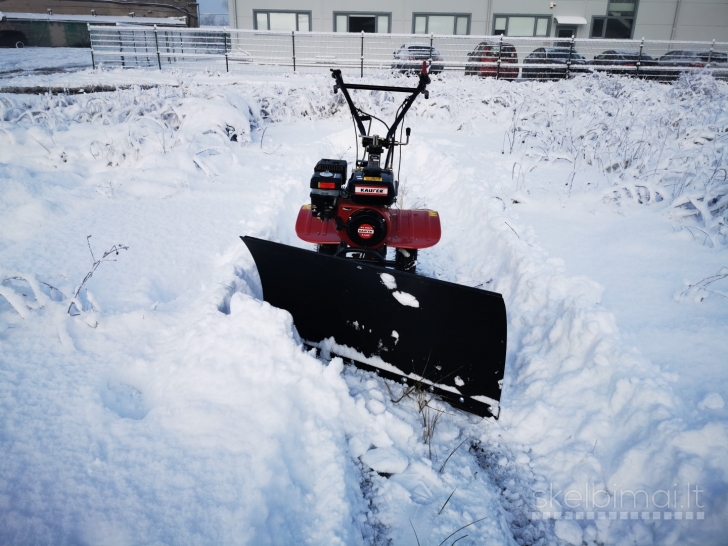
[[241, 236, 507, 418]]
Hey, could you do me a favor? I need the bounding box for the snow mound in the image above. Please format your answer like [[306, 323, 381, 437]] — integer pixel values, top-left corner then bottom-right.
[[1, 67, 727, 545], [554, 519, 583, 545], [360, 447, 409, 474]]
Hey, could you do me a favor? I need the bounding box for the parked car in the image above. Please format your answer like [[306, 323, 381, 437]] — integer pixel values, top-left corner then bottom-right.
[[0, 30, 29, 49], [590, 49, 658, 78], [655, 50, 728, 81], [465, 41, 519, 80], [522, 47, 590, 80], [392, 44, 444, 74]]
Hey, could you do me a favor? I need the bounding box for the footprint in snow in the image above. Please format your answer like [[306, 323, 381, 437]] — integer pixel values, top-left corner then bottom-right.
[[101, 381, 148, 420]]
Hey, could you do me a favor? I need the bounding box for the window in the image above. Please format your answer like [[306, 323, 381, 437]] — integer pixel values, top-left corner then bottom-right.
[[590, 17, 633, 38], [608, 1, 637, 16], [590, 0, 638, 38], [412, 13, 470, 35], [254, 10, 311, 31], [493, 15, 551, 37], [334, 12, 390, 33]]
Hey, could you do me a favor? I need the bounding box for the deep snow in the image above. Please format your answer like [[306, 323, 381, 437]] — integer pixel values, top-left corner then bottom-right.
[[1, 50, 727, 545]]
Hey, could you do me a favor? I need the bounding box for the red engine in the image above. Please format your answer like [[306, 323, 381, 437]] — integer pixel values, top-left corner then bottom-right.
[[295, 157, 441, 272], [294, 67, 439, 273]]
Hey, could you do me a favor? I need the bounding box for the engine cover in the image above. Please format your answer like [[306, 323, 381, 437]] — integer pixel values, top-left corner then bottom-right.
[[346, 209, 387, 247], [347, 168, 397, 207], [295, 205, 441, 250]]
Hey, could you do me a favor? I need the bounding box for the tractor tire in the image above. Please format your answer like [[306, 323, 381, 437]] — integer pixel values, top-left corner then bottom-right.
[[395, 248, 417, 273]]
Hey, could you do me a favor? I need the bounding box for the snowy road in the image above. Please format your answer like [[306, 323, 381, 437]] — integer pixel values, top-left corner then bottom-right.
[[1, 53, 727, 545]]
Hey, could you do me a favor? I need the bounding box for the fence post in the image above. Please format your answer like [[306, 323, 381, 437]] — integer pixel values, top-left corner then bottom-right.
[[360, 31, 364, 78], [292, 31, 296, 72], [496, 33, 503, 79], [118, 28, 125, 68], [224, 30, 229, 72], [708, 39, 715, 65], [154, 25, 162, 70], [132, 29, 139, 68], [88, 24, 96, 69], [636, 37, 644, 78], [143, 27, 151, 67], [566, 35, 574, 78], [429, 33, 433, 70]]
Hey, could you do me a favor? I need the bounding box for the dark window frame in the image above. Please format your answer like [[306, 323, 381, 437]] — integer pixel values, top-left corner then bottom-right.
[[252, 9, 312, 31], [590, 16, 635, 39], [590, 0, 639, 39], [333, 11, 392, 33], [607, 0, 639, 17], [554, 24, 578, 38], [411, 13, 471, 35], [492, 14, 552, 37]]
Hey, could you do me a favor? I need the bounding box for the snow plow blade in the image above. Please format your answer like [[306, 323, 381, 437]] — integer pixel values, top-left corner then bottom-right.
[[241, 236, 507, 418]]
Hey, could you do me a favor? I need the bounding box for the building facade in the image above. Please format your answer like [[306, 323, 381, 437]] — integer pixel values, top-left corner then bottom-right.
[[0, 0, 197, 47], [228, 0, 728, 41]]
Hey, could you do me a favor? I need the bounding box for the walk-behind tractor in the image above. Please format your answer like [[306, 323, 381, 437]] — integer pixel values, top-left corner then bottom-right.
[[242, 64, 507, 417]]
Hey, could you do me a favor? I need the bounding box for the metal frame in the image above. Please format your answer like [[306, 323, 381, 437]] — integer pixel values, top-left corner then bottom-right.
[[252, 9, 312, 32], [88, 26, 728, 83], [411, 13, 472, 36], [492, 14, 552, 37], [333, 11, 391, 33]]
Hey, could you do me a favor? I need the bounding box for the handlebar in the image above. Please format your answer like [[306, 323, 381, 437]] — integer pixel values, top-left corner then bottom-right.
[[330, 63, 430, 168]]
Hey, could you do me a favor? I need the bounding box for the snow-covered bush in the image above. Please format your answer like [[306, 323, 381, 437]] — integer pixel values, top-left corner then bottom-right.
[[491, 73, 728, 244], [6, 73, 724, 244]]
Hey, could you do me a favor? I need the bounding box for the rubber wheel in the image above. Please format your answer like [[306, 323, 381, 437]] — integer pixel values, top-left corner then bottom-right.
[[395, 248, 417, 273], [317, 244, 339, 256]]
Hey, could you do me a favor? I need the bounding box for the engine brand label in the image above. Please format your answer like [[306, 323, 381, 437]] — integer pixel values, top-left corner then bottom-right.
[[357, 224, 375, 239], [363, 176, 382, 181], [355, 186, 388, 195]]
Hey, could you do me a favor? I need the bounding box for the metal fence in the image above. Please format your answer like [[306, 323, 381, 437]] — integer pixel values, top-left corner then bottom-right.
[[89, 25, 728, 81]]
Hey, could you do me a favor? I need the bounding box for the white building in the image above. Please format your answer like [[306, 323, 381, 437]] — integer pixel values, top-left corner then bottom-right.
[[229, 0, 728, 41]]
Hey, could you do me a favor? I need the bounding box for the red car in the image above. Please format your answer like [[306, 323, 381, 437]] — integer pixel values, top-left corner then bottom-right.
[[465, 41, 519, 79]]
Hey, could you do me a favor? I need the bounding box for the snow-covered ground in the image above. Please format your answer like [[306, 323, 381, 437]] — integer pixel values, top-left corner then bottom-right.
[[1, 50, 727, 545]]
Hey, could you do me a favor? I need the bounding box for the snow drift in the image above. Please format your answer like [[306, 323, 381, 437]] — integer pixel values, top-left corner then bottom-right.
[[1, 65, 727, 545]]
